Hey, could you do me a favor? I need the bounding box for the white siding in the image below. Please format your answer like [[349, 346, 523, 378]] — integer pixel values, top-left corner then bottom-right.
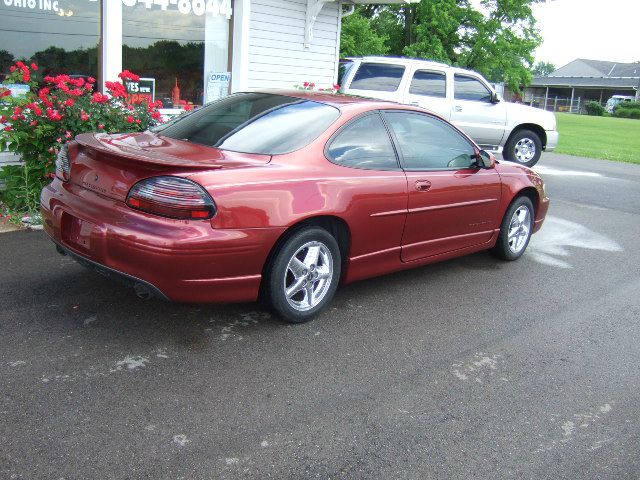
[[246, 0, 341, 90], [0, 151, 21, 167]]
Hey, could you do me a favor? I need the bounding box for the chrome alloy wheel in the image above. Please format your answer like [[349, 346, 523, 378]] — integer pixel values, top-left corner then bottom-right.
[[283, 241, 333, 312], [514, 138, 536, 163], [508, 205, 531, 254]]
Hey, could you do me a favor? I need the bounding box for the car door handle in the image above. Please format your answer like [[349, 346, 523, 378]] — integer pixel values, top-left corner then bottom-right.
[[415, 180, 431, 191], [453, 105, 462, 112]]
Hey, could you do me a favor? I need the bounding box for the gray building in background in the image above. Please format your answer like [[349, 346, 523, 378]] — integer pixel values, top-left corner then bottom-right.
[[524, 59, 640, 113]]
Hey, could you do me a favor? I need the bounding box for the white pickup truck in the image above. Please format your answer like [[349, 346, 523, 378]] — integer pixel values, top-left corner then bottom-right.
[[339, 57, 559, 167]]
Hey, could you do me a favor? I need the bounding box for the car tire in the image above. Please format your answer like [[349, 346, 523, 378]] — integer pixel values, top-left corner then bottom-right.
[[504, 129, 542, 167], [493, 196, 535, 261], [265, 227, 341, 324]]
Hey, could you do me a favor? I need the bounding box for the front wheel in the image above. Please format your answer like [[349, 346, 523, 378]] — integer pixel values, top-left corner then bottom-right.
[[265, 227, 341, 323], [493, 196, 534, 261], [503, 129, 542, 167]]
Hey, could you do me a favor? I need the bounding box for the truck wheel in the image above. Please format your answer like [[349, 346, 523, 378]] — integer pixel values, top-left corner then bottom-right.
[[504, 129, 542, 167]]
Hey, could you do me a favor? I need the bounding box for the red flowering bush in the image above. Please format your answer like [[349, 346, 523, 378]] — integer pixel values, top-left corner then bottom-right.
[[0, 62, 163, 213], [296, 82, 341, 93]]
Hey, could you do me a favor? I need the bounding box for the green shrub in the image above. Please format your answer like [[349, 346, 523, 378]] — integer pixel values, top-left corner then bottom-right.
[[584, 100, 605, 116], [619, 101, 640, 111]]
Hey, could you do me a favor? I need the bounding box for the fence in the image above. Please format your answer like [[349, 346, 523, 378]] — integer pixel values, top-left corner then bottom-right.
[[526, 95, 584, 114]]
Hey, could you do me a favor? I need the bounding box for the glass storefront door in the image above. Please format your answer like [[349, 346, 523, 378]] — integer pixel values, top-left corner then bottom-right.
[[121, 1, 230, 108]]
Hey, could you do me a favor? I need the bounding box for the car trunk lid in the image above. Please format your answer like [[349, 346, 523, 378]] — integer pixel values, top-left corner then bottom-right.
[[69, 132, 271, 202]]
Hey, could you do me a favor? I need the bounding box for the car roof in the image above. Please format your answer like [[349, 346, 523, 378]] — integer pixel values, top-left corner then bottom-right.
[[344, 56, 487, 77], [253, 89, 402, 110]]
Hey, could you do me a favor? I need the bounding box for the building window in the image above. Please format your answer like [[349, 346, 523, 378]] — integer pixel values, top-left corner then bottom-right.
[[122, 2, 230, 108], [0, 1, 99, 80]]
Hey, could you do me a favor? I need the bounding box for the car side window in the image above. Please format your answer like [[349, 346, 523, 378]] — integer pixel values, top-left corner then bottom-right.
[[350, 63, 405, 92], [383, 111, 476, 171], [327, 114, 398, 170], [409, 70, 446, 98], [454, 74, 491, 102]]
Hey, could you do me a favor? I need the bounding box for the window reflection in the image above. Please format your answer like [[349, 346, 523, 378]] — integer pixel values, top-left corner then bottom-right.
[[0, 0, 99, 79]]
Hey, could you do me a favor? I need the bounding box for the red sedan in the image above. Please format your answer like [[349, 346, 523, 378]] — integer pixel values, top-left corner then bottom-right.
[[41, 91, 549, 323]]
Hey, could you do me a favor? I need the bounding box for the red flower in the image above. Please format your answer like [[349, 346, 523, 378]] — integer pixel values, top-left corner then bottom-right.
[[34, 106, 43, 116], [135, 119, 141, 124], [31, 63, 38, 71], [0, 90, 10, 98], [30, 120, 38, 126], [118, 70, 141, 82], [69, 88, 84, 96], [9, 66, 16, 72], [310, 83, 315, 88], [98, 124, 105, 129], [303, 82, 310, 87], [44, 76, 55, 83], [333, 84, 340, 90], [87, 77, 96, 84], [126, 115, 135, 123], [46, 108, 63, 121], [4, 125, 12, 131], [14, 107, 23, 115], [65, 131, 73, 139], [92, 92, 109, 103], [184, 104, 193, 111], [106, 81, 127, 98], [81, 111, 90, 121], [0, 116, 6, 123], [64, 98, 75, 107], [152, 111, 162, 120]]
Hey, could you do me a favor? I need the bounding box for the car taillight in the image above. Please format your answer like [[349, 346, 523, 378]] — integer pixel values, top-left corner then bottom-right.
[[126, 176, 216, 220], [55, 144, 70, 181]]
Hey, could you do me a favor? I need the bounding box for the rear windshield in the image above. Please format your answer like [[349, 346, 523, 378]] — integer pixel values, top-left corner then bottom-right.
[[156, 93, 340, 155]]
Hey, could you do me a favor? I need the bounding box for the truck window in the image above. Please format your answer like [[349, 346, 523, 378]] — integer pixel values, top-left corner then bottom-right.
[[350, 63, 405, 92], [409, 70, 446, 98], [454, 74, 491, 102]]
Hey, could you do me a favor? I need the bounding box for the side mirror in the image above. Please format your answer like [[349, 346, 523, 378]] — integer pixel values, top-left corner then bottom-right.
[[476, 150, 495, 169], [491, 91, 501, 104]]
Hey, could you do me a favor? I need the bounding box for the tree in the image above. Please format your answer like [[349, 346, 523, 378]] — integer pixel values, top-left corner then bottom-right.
[[340, 9, 389, 58], [532, 61, 556, 76], [341, 0, 542, 92]]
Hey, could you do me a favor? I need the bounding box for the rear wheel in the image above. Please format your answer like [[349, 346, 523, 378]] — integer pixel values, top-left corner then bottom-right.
[[265, 227, 341, 323], [504, 129, 542, 167], [493, 196, 534, 261]]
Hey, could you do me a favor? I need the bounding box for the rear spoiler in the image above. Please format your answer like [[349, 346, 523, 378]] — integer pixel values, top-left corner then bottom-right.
[[75, 133, 225, 169]]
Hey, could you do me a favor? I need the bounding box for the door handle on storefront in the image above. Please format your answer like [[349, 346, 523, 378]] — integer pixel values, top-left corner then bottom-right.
[[415, 180, 431, 191]]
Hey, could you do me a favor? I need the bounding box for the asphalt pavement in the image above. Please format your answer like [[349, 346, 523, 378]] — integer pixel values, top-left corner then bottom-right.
[[1, 153, 639, 479]]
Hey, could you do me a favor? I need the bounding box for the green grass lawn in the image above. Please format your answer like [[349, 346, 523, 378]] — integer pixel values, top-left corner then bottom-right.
[[554, 113, 640, 164]]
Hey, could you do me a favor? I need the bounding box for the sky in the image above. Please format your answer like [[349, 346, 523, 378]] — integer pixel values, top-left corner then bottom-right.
[[532, 0, 640, 68]]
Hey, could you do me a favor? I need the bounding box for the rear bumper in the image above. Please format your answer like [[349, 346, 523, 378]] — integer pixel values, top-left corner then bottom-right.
[[41, 179, 286, 303], [545, 130, 559, 151]]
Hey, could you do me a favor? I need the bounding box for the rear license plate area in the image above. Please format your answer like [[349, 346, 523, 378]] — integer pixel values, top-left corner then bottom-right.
[[61, 213, 95, 253]]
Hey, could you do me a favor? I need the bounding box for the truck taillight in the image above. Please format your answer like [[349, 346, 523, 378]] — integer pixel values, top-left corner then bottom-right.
[[55, 144, 70, 181], [126, 176, 216, 220]]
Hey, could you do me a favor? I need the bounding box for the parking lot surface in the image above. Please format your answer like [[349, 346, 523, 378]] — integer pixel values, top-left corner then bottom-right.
[[1, 153, 639, 479]]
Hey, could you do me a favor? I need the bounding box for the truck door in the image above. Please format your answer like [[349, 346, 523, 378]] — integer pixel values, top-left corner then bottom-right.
[[449, 74, 507, 149], [403, 68, 450, 120]]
